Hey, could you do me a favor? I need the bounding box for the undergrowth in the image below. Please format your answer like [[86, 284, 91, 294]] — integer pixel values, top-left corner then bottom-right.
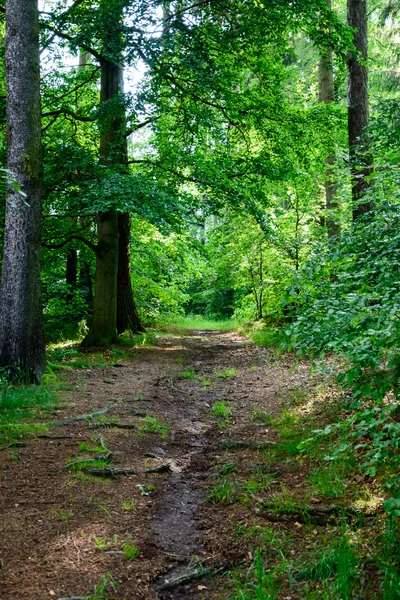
[[216, 376, 400, 599], [0, 383, 59, 447]]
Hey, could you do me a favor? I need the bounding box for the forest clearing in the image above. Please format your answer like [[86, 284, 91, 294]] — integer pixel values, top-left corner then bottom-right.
[[0, 0, 400, 598]]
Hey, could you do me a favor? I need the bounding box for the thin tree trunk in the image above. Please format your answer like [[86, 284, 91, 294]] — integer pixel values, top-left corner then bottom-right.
[[0, 0, 45, 383], [347, 0, 373, 219], [117, 213, 145, 334], [318, 1, 340, 238]]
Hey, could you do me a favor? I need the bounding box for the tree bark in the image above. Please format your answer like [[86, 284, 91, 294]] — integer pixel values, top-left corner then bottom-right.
[[0, 0, 45, 383], [117, 213, 145, 334], [347, 0, 373, 219], [318, 4, 340, 239], [81, 58, 121, 346]]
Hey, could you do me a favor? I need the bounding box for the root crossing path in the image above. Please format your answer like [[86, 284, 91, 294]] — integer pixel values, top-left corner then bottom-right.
[[0, 330, 312, 600]]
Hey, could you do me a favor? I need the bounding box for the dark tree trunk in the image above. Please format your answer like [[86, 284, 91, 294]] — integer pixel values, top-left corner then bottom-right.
[[318, 5, 340, 239], [0, 0, 45, 383], [82, 59, 121, 346], [80, 259, 93, 306], [117, 213, 145, 334], [347, 0, 373, 219]]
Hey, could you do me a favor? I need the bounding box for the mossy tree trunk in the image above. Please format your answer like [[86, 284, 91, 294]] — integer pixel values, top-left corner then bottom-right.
[[0, 0, 45, 383]]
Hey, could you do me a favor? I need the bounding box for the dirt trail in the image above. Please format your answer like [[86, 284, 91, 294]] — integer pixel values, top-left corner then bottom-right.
[[0, 330, 312, 599]]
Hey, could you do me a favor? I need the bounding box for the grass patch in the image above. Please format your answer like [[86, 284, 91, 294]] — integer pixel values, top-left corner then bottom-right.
[[138, 415, 169, 439], [122, 540, 140, 560], [182, 367, 198, 380], [121, 500, 136, 511], [157, 315, 239, 333], [216, 367, 236, 379], [207, 479, 237, 504], [211, 400, 232, 428], [0, 384, 59, 447]]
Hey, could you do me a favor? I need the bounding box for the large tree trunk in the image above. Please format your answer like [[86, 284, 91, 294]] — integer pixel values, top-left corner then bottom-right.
[[0, 0, 45, 383], [318, 2, 340, 239], [82, 59, 121, 346], [347, 0, 373, 220], [117, 213, 145, 334]]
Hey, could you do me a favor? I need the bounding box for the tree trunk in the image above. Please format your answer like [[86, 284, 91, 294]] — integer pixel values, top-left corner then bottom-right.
[[0, 0, 45, 383], [81, 58, 121, 346], [347, 0, 373, 219], [318, 5, 340, 239], [117, 213, 145, 334], [83, 209, 119, 345]]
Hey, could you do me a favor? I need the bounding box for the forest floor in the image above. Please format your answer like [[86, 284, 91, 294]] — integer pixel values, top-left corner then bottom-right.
[[0, 329, 386, 600]]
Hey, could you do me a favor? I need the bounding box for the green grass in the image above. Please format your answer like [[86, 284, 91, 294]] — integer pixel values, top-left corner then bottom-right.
[[182, 367, 198, 379], [121, 500, 136, 511], [138, 415, 169, 439], [0, 384, 59, 447], [211, 401, 232, 419], [239, 324, 284, 348], [122, 541, 140, 560], [157, 315, 240, 333], [86, 573, 117, 600], [216, 367, 236, 379], [211, 400, 232, 428], [207, 479, 237, 504], [228, 549, 282, 599]]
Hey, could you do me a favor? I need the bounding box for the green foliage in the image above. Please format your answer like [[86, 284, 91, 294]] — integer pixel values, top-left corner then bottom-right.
[[207, 479, 237, 504], [297, 540, 358, 599], [216, 368, 236, 379], [0, 384, 58, 446], [122, 541, 140, 560], [211, 400, 232, 428], [137, 415, 169, 440]]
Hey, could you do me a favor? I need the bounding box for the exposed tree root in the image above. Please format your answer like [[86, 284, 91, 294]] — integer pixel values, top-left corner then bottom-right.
[[63, 452, 113, 470], [37, 434, 75, 440], [219, 440, 276, 450], [256, 501, 369, 526], [88, 421, 136, 429], [145, 463, 172, 474], [52, 405, 117, 427], [0, 442, 28, 450], [154, 562, 228, 592], [82, 466, 137, 478]]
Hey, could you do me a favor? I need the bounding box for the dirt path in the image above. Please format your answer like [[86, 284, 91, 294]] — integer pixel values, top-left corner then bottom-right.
[[0, 330, 313, 600]]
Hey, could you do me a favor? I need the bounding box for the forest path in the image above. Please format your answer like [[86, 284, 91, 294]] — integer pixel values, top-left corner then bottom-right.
[[0, 330, 313, 600]]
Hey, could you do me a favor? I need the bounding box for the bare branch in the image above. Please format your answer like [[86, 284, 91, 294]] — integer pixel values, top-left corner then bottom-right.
[[42, 235, 98, 255], [125, 116, 160, 136], [42, 107, 96, 123]]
